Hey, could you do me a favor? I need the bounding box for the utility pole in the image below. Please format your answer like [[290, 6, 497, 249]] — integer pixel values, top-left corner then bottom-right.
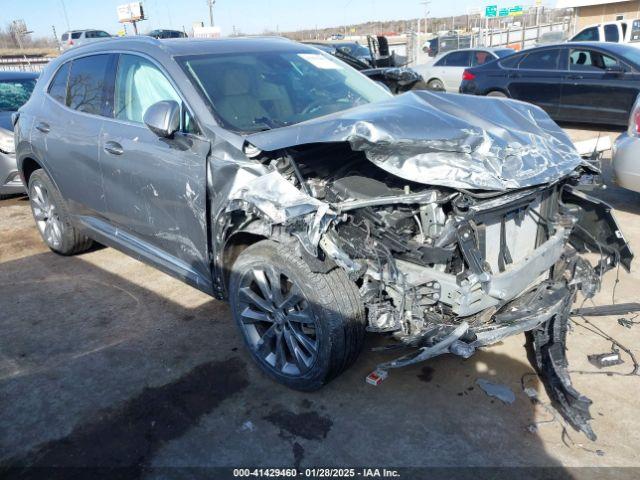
[[59, 0, 71, 30], [207, 0, 215, 27], [420, 0, 430, 36]]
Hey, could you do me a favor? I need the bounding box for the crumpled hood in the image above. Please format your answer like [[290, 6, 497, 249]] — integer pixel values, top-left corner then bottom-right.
[[246, 91, 585, 191]]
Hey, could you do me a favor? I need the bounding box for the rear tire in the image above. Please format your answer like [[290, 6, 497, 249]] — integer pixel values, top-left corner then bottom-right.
[[229, 240, 366, 391], [28, 169, 93, 255], [427, 79, 445, 91], [487, 90, 508, 98]]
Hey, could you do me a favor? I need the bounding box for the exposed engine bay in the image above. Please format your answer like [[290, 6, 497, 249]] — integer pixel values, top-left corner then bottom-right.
[[215, 92, 633, 441]]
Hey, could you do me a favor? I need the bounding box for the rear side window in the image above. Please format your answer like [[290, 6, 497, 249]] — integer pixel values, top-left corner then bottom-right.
[[71, 32, 82, 40], [604, 24, 620, 42], [472, 51, 493, 66], [518, 49, 560, 70], [499, 54, 522, 68], [48, 62, 71, 104], [67, 54, 116, 116], [572, 27, 599, 41], [437, 51, 471, 67]]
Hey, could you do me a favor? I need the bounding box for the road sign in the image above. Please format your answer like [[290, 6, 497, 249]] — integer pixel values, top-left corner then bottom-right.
[[499, 8, 509, 17], [485, 5, 498, 17], [509, 5, 524, 16]]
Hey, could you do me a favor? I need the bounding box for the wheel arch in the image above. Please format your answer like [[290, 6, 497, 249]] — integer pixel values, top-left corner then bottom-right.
[[19, 156, 43, 187]]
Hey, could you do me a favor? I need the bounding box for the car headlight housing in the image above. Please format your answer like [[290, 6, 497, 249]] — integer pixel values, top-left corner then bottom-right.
[[0, 128, 15, 154]]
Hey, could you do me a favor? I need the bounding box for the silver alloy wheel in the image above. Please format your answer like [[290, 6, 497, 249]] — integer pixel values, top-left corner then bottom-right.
[[237, 267, 319, 376], [30, 180, 63, 249]]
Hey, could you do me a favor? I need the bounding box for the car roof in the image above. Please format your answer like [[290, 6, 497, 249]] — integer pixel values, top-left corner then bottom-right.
[[439, 47, 513, 55], [0, 70, 39, 81], [58, 36, 316, 58]]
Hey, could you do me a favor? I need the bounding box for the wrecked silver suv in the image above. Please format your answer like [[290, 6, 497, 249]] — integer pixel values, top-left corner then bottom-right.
[[16, 37, 632, 440]]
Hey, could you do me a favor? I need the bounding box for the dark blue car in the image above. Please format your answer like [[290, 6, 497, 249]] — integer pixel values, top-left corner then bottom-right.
[[460, 41, 640, 126]]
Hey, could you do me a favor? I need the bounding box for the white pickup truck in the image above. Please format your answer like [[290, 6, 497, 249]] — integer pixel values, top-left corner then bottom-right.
[[570, 20, 640, 45]]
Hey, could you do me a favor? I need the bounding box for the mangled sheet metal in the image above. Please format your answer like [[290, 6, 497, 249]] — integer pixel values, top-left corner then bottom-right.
[[246, 91, 586, 191]]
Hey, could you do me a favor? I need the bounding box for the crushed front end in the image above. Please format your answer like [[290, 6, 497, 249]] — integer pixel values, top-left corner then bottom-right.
[[321, 177, 631, 440], [223, 91, 633, 440]]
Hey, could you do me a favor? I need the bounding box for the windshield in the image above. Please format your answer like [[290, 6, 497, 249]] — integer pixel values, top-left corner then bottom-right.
[[0, 79, 36, 111], [178, 49, 391, 133]]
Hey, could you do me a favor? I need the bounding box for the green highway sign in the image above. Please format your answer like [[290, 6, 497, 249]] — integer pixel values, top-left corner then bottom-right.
[[509, 5, 524, 16], [498, 8, 509, 16], [485, 5, 498, 17]]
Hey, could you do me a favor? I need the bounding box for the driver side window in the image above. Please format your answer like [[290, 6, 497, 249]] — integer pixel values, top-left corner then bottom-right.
[[115, 54, 181, 125]]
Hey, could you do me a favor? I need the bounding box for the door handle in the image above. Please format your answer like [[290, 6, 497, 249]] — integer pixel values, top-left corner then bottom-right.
[[508, 73, 521, 79], [566, 74, 583, 80], [103, 141, 124, 156], [35, 122, 50, 133]]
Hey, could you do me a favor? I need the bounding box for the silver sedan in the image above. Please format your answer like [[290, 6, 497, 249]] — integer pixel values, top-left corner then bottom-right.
[[613, 96, 640, 192]]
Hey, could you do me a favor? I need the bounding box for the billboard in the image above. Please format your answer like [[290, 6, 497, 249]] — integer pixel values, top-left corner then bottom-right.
[[117, 2, 145, 23]]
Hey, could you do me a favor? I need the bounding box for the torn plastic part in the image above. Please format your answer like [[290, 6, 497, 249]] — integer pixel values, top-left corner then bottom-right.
[[376, 321, 469, 370], [246, 91, 588, 191], [228, 170, 323, 224], [526, 291, 597, 441]]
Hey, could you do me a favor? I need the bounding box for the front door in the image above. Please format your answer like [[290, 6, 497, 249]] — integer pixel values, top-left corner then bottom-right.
[[559, 47, 640, 125], [99, 53, 211, 283]]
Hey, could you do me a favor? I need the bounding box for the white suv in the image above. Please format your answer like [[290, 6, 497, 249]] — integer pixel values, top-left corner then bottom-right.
[[60, 30, 111, 51]]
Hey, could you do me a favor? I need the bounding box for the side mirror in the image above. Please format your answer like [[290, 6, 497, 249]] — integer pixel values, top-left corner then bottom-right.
[[143, 100, 180, 138]]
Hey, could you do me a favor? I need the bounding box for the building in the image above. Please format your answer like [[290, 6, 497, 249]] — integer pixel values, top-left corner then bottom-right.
[[557, 0, 640, 30]]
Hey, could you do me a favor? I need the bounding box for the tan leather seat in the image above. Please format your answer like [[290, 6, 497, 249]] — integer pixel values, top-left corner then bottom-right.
[[216, 67, 269, 130]]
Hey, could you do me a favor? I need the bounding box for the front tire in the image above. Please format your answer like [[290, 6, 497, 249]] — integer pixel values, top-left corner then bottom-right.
[[229, 240, 366, 391], [28, 169, 93, 255]]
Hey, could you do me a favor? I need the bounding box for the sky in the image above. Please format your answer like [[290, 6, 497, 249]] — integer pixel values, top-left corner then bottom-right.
[[7, 0, 553, 39]]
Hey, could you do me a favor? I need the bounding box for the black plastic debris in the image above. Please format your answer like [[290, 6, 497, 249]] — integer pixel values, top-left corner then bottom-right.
[[617, 317, 638, 329]]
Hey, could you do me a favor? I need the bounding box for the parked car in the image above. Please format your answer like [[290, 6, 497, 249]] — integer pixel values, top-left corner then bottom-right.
[[536, 30, 567, 46], [422, 34, 472, 57], [613, 94, 640, 192], [569, 20, 637, 45], [414, 47, 514, 92], [15, 37, 632, 441], [460, 41, 640, 126], [305, 42, 424, 93], [60, 29, 111, 51], [147, 29, 187, 39], [321, 41, 373, 65], [0, 71, 38, 199]]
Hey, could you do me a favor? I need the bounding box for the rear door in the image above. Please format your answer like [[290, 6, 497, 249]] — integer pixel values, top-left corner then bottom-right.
[[99, 53, 211, 282], [30, 54, 116, 217], [506, 47, 563, 116], [437, 50, 472, 92], [559, 47, 639, 124]]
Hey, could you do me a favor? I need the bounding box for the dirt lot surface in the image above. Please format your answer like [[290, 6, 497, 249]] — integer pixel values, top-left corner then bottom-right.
[[1, 125, 639, 478]]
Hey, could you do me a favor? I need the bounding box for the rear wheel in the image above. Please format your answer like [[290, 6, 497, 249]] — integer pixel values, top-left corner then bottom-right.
[[229, 240, 366, 391], [427, 78, 445, 91], [28, 169, 93, 255]]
